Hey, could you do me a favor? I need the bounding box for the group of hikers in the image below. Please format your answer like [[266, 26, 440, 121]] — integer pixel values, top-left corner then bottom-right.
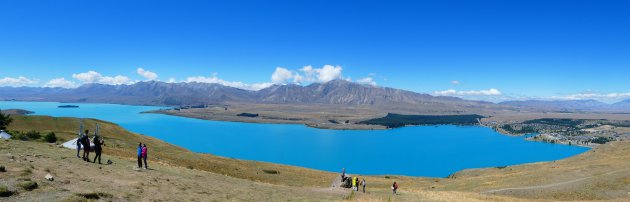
[[75, 129, 105, 164], [74, 122, 148, 168], [341, 168, 398, 195]]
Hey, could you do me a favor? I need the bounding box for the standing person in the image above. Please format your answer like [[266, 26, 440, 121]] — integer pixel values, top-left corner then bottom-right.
[[361, 178, 366, 193], [142, 144, 148, 169], [341, 168, 346, 182], [354, 177, 359, 191], [137, 143, 143, 168], [392, 181, 398, 195], [76, 133, 83, 158], [352, 177, 357, 191], [82, 130, 91, 162], [92, 134, 104, 164]]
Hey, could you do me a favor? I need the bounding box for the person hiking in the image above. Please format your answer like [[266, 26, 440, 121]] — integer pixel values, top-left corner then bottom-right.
[[354, 177, 359, 191], [341, 168, 346, 182], [361, 178, 366, 193], [392, 181, 398, 195], [351, 176, 357, 191], [92, 134, 104, 164], [81, 130, 91, 162], [76, 133, 83, 158], [137, 143, 143, 168], [142, 144, 148, 169]]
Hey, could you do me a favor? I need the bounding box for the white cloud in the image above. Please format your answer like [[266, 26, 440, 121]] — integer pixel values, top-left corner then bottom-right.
[[293, 65, 345, 83], [550, 92, 630, 101], [316, 65, 343, 82], [72, 70, 133, 85], [434, 88, 502, 96], [451, 80, 460, 85], [167, 78, 177, 83], [186, 74, 271, 91], [44, 77, 78, 88], [250, 82, 274, 90], [0, 76, 38, 87], [357, 77, 376, 86], [137, 68, 158, 80], [271, 67, 294, 84]]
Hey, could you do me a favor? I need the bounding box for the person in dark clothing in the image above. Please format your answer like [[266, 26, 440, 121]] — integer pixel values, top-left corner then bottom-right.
[[392, 181, 398, 195], [142, 144, 148, 169], [92, 135, 104, 164], [341, 168, 346, 182], [76, 134, 83, 158], [82, 130, 91, 161], [137, 143, 143, 168], [361, 178, 366, 193]]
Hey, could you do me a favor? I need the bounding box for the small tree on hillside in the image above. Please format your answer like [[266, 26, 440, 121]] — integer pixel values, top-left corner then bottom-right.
[[0, 109, 13, 130]]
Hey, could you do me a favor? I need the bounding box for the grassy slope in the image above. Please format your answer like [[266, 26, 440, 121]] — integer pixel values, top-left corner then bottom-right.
[[6, 115, 335, 188], [3, 115, 630, 201]]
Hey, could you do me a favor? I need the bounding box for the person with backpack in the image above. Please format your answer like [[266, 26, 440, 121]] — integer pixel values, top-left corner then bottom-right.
[[142, 144, 148, 169], [82, 130, 91, 162], [361, 178, 366, 193], [92, 134, 104, 164], [137, 143, 143, 168], [392, 181, 398, 195]]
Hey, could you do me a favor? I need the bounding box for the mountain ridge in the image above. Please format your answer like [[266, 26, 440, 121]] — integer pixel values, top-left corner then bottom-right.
[[0, 80, 628, 112]]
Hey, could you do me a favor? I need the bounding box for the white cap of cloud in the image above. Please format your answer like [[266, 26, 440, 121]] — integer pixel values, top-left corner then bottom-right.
[[357, 77, 376, 86], [72, 70, 133, 85], [0, 76, 38, 87], [316, 65, 343, 82], [44, 77, 78, 88], [137, 68, 158, 80], [186, 74, 272, 91], [271, 67, 294, 84], [434, 88, 502, 96], [550, 92, 630, 101]]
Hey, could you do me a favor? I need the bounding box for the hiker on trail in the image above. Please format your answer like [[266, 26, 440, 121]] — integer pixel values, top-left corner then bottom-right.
[[92, 134, 104, 164], [76, 133, 83, 158], [142, 144, 148, 169], [82, 130, 91, 162], [351, 176, 357, 191], [392, 181, 398, 195], [361, 178, 366, 193], [341, 168, 346, 182], [137, 143, 143, 168]]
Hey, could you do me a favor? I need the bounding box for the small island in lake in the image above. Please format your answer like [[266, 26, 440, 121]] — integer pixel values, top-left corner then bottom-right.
[[58, 105, 79, 108]]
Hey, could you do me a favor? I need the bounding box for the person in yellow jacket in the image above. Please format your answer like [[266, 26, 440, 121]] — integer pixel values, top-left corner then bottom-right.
[[352, 176, 357, 191]]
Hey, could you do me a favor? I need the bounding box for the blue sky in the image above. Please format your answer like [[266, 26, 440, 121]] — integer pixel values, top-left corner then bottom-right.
[[0, 0, 629, 103]]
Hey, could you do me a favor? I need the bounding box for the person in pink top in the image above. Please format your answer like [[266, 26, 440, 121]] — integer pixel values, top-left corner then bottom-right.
[[141, 144, 148, 169]]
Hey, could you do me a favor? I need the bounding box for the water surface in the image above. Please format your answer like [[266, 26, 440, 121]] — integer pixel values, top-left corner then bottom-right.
[[1, 101, 589, 177]]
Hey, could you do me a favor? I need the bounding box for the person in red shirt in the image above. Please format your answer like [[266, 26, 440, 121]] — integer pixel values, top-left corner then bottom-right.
[[141, 144, 148, 169]]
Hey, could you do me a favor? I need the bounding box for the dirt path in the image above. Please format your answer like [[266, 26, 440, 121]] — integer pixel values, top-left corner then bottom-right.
[[481, 168, 630, 194]]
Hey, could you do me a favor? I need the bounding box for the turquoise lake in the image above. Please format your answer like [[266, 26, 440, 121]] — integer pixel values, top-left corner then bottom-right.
[[0, 101, 589, 177]]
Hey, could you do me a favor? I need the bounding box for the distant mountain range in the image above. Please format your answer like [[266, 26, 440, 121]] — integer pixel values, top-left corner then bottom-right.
[[0, 80, 628, 113], [499, 99, 630, 112]]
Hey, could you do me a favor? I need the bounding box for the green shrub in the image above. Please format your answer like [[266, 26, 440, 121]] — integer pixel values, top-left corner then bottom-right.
[[25, 130, 41, 140], [18, 181, 38, 191], [0, 185, 13, 197], [44, 132, 57, 143]]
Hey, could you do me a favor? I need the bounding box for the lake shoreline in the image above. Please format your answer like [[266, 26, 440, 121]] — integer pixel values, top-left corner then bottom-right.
[[146, 109, 598, 149]]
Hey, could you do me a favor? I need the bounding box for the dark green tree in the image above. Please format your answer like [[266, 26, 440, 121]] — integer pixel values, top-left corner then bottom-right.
[[0, 109, 13, 130]]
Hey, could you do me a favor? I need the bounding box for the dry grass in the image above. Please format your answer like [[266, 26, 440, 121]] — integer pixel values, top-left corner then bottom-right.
[[5, 115, 630, 201]]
